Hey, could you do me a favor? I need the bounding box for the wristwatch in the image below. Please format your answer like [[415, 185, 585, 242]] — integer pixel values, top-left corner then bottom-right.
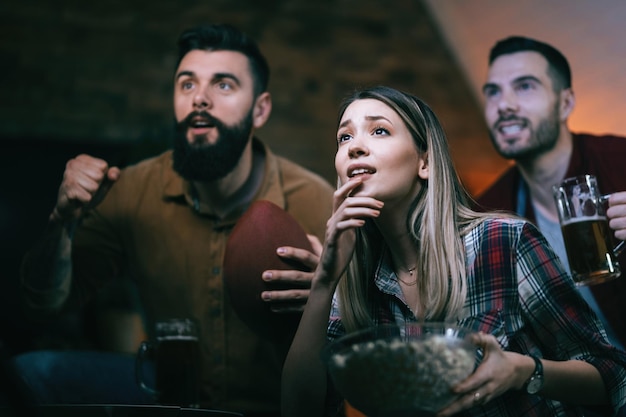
[[524, 355, 544, 394]]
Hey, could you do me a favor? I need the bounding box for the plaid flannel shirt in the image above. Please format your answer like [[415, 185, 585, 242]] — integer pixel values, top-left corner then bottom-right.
[[328, 218, 626, 416]]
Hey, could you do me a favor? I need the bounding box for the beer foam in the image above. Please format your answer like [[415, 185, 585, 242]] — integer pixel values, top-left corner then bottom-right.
[[562, 215, 606, 225], [158, 335, 198, 341]]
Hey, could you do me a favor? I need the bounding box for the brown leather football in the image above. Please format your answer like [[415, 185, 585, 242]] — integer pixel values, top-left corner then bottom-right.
[[223, 200, 313, 340]]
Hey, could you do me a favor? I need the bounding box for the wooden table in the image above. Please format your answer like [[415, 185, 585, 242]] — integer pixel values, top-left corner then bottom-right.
[[0, 404, 243, 417]]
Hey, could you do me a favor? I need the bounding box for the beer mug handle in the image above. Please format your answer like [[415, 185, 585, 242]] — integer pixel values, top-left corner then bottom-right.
[[600, 194, 625, 257], [136, 341, 158, 396]]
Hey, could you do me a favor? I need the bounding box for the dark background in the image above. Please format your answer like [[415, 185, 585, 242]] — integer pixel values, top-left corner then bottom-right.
[[1, 0, 497, 356]]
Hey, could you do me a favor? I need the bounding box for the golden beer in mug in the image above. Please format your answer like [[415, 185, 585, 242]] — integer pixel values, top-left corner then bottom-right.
[[561, 217, 619, 285], [553, 175, 622, 286]]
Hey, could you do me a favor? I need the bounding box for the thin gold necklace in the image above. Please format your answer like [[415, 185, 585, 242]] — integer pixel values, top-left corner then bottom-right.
[[396, 267, 417, 286]]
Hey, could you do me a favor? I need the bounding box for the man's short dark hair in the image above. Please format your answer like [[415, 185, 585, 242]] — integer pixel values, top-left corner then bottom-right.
[[489, 36, 571, 91], [176, 23, 270, 97]]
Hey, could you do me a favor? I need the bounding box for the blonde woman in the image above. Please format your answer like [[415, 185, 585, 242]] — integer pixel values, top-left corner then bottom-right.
[[281, 86, 626, 417]]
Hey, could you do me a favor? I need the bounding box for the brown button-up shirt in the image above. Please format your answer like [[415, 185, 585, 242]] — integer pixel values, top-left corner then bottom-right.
[[35, 139, 334, 414]]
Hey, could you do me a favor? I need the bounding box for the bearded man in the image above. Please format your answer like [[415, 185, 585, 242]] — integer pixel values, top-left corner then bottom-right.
[[476, 36, 626, 355], [15, 23, 333, 417]]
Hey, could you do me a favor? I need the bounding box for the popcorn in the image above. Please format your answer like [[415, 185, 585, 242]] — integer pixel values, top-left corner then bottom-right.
[[327, 334, 475, 414]]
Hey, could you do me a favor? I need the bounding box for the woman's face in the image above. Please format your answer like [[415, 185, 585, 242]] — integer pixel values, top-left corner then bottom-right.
[[335, 98, 428, 206]]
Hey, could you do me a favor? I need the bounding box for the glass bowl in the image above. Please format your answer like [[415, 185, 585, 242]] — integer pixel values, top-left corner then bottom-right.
[[322, 323, 477, 417]]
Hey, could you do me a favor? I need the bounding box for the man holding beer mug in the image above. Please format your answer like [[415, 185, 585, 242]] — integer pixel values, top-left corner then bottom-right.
[[477, 36, 626, 351], [14, 23, 333, 416]]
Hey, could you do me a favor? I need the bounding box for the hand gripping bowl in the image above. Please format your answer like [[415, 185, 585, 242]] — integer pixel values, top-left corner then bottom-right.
[[322, 323, 477, 417]]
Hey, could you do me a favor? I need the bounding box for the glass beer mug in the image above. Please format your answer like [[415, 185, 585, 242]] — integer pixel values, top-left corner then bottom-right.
[[553, 175, 624, 286], [136, 318, 201, 407]]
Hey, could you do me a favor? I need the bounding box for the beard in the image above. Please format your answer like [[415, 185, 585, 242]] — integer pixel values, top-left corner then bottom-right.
[[489, 101, 560, 161], [173, 109, 254, 181]]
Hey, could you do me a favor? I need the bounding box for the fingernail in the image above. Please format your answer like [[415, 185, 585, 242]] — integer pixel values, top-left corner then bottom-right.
[[262, 271, 272, 280], [262, 292, 271, 301], [277, 247, 286, 254]]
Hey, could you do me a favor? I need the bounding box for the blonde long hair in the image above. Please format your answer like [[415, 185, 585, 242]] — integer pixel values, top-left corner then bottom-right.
[[336, 86, 496, 332]]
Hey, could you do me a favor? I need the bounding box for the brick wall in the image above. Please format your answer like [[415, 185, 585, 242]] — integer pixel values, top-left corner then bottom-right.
[[1, 0, 506, 189], [1, 0, 509, 352]]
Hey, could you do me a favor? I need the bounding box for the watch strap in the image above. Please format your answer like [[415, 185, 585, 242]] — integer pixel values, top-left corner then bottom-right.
[[524, 355, 544, 393]]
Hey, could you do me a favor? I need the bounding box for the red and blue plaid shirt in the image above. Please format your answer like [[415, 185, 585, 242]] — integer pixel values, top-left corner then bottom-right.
[[328, 218, 626, 416]]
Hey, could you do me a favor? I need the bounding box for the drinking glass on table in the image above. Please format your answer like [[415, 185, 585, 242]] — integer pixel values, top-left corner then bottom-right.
[[553, 175, 624, 286], [136, 318, 201, 407]]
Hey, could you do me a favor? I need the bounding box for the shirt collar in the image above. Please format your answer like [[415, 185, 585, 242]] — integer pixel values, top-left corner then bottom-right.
[[161, 138, 287, 224], [374, 248, 406, 300], [564, 133, 582, 179]]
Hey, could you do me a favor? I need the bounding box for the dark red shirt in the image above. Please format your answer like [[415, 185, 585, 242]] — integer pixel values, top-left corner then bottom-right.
[[477, 132, 626, 347]]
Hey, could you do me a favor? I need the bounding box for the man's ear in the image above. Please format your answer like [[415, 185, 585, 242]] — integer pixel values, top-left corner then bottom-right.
[[253, 92, 272, 129], [559, 88, 575, 121], [417, 151, 429, 180]]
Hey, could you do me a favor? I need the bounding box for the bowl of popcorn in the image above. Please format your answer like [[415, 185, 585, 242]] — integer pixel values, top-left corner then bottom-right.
[[322, 323, 477, 417]]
